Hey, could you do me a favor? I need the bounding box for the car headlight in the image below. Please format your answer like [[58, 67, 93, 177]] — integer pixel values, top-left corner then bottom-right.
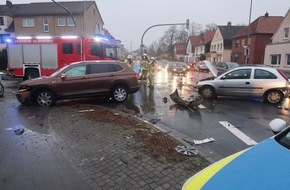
[[173, 69, 177, 71], [183, 69, 186, 71], [18, 86, 31, 93]]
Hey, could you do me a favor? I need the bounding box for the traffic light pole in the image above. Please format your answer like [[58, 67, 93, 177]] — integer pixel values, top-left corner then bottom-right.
[[140, 19, 189, 54]]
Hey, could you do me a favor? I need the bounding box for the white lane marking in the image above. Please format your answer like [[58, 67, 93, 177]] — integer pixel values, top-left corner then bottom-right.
[[219, 121, 257, 146]]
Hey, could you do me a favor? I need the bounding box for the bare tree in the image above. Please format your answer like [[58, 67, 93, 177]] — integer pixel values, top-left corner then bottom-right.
[[188, 22, 203, 36], [205, 23, 217, 31], [147, 41, 159, 57]]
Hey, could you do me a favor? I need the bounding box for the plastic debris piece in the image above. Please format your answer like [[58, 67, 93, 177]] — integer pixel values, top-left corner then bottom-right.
[[149, 118, 161, 124], [175, 146, 198, 156], [79, 109, 94, 113], [14, 128, 25, 136], [193, 138, 215, 145]]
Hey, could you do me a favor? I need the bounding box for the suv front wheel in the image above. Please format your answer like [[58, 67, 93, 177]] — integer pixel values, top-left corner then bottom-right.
[[112, 86, 128, 102], [36, 90, 56, 107], [264, 90, 283, 104]]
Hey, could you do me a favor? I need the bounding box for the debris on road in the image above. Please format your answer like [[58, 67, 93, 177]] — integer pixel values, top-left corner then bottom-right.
[[162, 97, 168, 103], [149, 118, 161, 124], [79, 109, 95, 113], [14, 128, 25, 135], [193, 138, 215, 145], [170, 89, 203, 108], [175, 146, 198, 156]]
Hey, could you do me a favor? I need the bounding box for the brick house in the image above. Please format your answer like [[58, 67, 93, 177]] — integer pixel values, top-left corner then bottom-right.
[[195, 29, 215, 61], [209, 22, 245, 63], [174, 42, 186, 61], [264, 9, 290, 71], [232, 13, 283, 65], [7, 1, 104, 37], [0, 0, 14, 48]]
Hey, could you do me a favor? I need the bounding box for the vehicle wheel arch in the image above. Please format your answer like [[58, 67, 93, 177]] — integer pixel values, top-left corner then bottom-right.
[[199, 85, 217, 99], [24, 68, 40, 80], [263, 88, 284, 104], [31, 87, 57, 105], [109, 82, 129, 102]]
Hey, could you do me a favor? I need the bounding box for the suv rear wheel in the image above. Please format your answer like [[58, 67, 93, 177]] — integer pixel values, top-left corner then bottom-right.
[[0, 83, 4, 97], [112, 86, 128, 102], [36, 90, 56, 107], [264, 90, 283, 104]]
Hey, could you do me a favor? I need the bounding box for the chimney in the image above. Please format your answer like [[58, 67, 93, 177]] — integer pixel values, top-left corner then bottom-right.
[[227, 21, 232, 27], [265, 12, 269, 18]]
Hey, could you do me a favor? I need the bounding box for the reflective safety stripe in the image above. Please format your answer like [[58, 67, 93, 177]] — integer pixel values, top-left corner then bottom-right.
[[182, 150, 247, 190]]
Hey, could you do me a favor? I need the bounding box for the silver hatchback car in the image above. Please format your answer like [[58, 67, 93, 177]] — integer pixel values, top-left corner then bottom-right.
[[196, 61, 289, 104]]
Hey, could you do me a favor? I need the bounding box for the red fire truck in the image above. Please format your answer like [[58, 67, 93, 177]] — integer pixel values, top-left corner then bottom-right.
[[6, 35, 118, 80]]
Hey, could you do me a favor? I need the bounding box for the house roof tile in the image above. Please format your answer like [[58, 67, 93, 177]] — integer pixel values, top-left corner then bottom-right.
[[234, 15, 283, 38], [198, 30, 215, 45], [219, 25, 246, 40]]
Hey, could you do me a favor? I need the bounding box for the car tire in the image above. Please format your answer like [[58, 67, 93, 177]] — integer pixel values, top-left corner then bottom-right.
[[112, 86, 128, 102], [36, 90, 56, 107], [25, 69, 40, 80], [264, 90, 283, 104], [200, 86, 216, 99], [0, 83, 4, 97]]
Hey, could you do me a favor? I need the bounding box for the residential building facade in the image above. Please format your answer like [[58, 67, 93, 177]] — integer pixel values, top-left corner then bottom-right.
[[174, 42, 186, 61], [185, 35, 201, 62], [209, 22, 245, 63], [232, 13, 283, 65], [195, 30, 215, 61], [0, 0, 14, 49], [264, 9, 290, 70]]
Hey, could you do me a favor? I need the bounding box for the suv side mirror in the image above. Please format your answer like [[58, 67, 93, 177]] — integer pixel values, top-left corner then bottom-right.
[[60, 73, 67, 80]]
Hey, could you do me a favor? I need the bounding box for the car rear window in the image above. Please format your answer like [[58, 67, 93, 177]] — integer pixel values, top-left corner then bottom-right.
[[254, 69, 277, 79], [90, 64, 112, 74]]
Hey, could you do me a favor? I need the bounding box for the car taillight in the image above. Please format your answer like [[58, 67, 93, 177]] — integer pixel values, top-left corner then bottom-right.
[[277, 69, 289, 81], [135, 73, 139, 79]]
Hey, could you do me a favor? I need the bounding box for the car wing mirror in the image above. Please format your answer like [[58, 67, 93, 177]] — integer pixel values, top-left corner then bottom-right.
[[269, 118, 287, 134], [60, 73, 67, 80], [221, 75, 226, 80]]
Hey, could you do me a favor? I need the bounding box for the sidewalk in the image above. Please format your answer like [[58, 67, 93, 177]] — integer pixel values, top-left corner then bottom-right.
[[0, 87, 211, 190]]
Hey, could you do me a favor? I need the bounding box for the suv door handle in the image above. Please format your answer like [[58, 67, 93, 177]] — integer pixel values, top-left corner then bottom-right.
[[245, 82, 250, 84]]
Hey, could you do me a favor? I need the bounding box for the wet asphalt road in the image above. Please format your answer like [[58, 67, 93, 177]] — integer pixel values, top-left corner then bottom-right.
[[2, 63, 290, 160]]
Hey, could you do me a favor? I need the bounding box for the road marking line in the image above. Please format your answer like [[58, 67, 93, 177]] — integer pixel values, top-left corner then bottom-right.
[[219, 121, 257, 146]]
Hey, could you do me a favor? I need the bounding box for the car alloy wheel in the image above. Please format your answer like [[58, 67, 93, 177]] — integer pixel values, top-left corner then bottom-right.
[[265, 90, 283, 104], [113, 86, 128, 102], [200, 86, 215, 99], [36, 90, 56, 107]]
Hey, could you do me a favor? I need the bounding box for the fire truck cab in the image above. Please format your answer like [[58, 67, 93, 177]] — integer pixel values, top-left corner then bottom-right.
[[6, 35, 117, 80]]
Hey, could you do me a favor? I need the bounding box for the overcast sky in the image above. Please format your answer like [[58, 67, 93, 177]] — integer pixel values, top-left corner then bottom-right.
[[11, 0, 290, 51]]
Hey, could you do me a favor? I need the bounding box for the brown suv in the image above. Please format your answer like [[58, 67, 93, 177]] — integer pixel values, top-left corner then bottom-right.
[[16, 60, 139, 107]]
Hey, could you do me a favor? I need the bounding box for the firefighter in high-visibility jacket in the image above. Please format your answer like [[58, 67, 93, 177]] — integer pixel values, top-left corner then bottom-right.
[[148, 57, 156, 88], [139, 54, 150, 83], [124, 55, 134, 69]]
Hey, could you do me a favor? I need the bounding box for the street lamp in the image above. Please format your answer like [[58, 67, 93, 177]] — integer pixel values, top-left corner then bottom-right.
[[245, 0, 253, 64]]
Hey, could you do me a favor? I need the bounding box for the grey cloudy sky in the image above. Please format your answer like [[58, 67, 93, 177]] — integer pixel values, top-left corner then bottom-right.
[[12, 0, 290, 51]]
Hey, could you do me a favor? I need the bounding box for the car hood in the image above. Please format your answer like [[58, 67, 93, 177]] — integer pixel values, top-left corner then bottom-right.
[[19, 76, 54, 86], [190, 138, 290, 190], [203, 60, 218, 77]]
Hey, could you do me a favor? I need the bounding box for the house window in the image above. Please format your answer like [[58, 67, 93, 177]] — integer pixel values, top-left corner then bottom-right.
[[220, 43, 223, 50], [67, 17, 75, 26], [235, 40, 240, 47], [58, 18, 66, 26], [286, 54, 290, 65], [217, 44, 220, 50], [0, 17, 4, 25], [43, 18, 49, 32], [270, 54, 281, 65], [242, 39, 245, 46], [283, 28, 289, 39], [22, 18, 35, 27]]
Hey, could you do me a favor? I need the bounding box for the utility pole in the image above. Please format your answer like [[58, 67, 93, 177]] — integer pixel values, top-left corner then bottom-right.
[[245, 0, 253, 64], [140, 19, 189, 54]]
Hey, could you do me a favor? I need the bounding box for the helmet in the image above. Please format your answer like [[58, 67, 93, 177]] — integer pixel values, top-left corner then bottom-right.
[[150, 57, 155, 60], [127, 55, 132, 59]]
